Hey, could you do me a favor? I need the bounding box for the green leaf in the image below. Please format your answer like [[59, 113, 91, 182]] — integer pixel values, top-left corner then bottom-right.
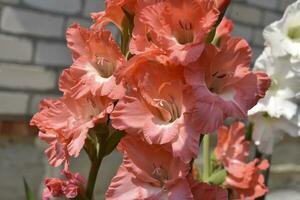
[[104, 130, 126, 156], [23, 178, 35, 200], [207, 169, 227, 185]]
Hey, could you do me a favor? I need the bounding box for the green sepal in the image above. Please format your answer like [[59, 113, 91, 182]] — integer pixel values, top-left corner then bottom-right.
[[207, 169, 227, 185], [23, 178, 35, 200], [120, 7, 134, 56], [104, 130, 126, 156], [206, 7, 228, 44]]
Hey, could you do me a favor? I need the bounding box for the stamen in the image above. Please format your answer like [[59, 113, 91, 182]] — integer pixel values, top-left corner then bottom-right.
[[178, 20, 193, 30], [152, 163, 169, 187], [94, 56, 115, 78]]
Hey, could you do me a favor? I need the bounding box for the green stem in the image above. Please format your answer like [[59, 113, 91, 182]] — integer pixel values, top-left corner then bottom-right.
[[85, 155, 104, 200], [203, 134, 211, 182], [85, 128, 108, 199]]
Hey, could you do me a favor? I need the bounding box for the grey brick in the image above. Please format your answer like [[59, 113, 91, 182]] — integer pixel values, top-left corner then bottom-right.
[[0, 34, 32, 62], [246, 0, 279, 9], [0, 91, 29, 115], [0, 63, 56, 90], [1, 7, 64, 38], [29, 94, 60, 114], [232, 23, 253, 42], [0, 0, 20, 4], [252, 28, 265, 46], [252, 47, 264, 62], [279, 0, 296, 11], [34, 41, 72, 66], [229, 3, 262, 25], [66, 17, 92, 29], [83, 0, 105, 17], [23, 0, 81, 15], [263, 11, 281, 26]]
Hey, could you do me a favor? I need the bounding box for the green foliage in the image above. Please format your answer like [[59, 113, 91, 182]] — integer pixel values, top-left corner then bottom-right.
[[23, 178, 35, 200]]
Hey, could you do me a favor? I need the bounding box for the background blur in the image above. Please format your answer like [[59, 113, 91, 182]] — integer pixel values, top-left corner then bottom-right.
[[0, 0, 299, 199]]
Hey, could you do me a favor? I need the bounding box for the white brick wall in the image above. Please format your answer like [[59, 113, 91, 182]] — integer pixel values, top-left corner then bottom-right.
[[247, 0, 279, 10], [0, 0, 20, 4], [0, 92, 29, 115], [0, 0, 289, 117], [1, 7, 64, 38], [23, 0, 82, 14], [0, 63, 56, 90], [229, 3, 263, 25], [83, 0, 105, 17], [35, 41, 72, 66], [0, 34, 33, 62]]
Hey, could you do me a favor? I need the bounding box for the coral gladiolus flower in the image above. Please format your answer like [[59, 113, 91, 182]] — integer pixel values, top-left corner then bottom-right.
[[106, 136, 193, 200], [215, 122, 250, 164], [130, 0, 219, 65], [91, 0, 137, 31], [215, 17, 234, 40], [63, 25, 125, 99], [225, 159, 269, 200], [215, 122, 269, 199], [189, 178, 228, 200], [185, 37, 271, 132], [43, 170, 85, 200], [30, 95, 113, 167], [111, 53, 200, 163]]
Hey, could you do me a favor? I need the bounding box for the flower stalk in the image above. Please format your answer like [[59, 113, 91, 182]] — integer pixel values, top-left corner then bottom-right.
[[203, 134, 211, 182]]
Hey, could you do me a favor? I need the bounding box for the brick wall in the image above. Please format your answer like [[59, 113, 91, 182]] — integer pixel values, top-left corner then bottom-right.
[[0, 0, 106, 119], [0, 0, 295, 119]]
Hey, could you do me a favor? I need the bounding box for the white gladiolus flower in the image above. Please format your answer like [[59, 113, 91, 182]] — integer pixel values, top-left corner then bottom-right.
[[249, 48, 299, 119], [263, 0, 300, 63], [248, 48, 300, 154], [250, 111, 300, 154]]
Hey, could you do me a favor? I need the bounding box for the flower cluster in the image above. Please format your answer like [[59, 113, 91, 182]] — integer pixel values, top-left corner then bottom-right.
[[214, 122, 269, 199], [248, 0, 300, 154], [43, 170, 86, 200], [30, 0, 271, 199]]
